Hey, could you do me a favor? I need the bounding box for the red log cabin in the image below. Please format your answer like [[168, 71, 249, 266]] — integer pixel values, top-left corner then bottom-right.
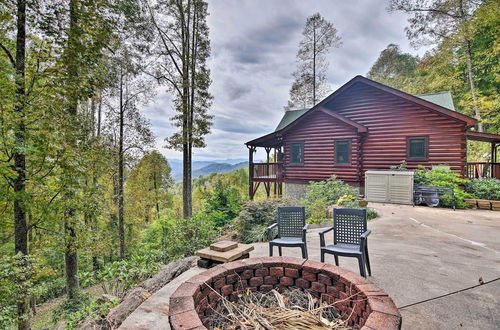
[[245, 76, 500, 199]]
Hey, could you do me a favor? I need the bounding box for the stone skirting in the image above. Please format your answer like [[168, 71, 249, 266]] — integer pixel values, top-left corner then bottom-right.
[[169, 257, 401, 330]]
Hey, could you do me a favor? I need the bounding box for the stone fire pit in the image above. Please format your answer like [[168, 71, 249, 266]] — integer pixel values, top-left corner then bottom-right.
[[169, 257, 401, 329]]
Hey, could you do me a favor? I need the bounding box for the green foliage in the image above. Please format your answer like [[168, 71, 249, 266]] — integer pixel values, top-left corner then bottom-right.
[[234, 198, 297, 243], [65, 297, 119, 330], [52, 291, 92, 324], [0, 254, 36, 329], [389, 160, 408, 171], [465, 178, 500, 201], [338, 199, 379, 220], [203, 179, 243, 227], [414, 165, 473, 208], [367, 44, 418, 87], [304, 175, 357, 223], [140, 210, 217, 262]]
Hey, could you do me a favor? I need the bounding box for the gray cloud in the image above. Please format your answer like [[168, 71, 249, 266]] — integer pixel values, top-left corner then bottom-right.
[[141, 0, 426, 161]]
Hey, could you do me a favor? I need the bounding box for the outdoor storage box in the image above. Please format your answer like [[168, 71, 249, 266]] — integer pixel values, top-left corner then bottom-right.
[[365, 170, 414, 205]]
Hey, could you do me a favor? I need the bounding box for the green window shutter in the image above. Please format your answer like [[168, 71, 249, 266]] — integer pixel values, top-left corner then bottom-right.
[[290, 142, 303, 164], [408, 137, 427, 159], [335, 140, 350, 164]]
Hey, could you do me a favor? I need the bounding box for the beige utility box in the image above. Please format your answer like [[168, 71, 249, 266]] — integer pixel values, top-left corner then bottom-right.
[[365, 170, 414, 205]]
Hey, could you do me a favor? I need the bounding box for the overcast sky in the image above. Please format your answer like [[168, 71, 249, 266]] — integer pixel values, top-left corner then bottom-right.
[[142, 0, 427, 162]]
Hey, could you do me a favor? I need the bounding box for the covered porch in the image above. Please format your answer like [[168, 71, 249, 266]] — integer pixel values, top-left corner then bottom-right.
[[246, 132, 284, 200], [466, 131, 500, 179]]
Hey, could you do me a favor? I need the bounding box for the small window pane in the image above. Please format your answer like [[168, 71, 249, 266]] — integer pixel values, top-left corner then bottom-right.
[[408, 138, 427, 158], [335, 140, 350, 164], [290, 143, 303, 164]]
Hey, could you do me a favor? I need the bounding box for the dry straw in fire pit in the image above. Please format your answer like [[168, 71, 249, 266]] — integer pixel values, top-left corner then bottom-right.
[[207, 287, 361, 330]]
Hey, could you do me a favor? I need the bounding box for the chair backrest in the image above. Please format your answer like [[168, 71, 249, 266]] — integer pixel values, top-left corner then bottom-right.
[[333, 208, 367, 245], [277, 206, 305, 238]]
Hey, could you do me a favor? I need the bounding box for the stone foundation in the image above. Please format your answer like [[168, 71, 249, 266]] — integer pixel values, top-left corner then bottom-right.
[[169, 257, 401, 330], [284, 183, 309, 199]]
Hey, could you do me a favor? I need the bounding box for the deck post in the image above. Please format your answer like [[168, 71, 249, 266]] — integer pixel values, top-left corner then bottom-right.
[[247, 145, 256, 199]]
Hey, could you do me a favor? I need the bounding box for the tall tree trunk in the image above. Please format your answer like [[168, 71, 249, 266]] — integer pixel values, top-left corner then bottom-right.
[[91, 93, 101, 271], [64, 214, 79, 299], [181, 2, 192, 219], [312, 19, 316, 106], [64, 0, 80, 300], [13, 0, 29, 328], [464, 38, 482, 131], [118, 71, 125, 259], [153, 172, 160, 218]]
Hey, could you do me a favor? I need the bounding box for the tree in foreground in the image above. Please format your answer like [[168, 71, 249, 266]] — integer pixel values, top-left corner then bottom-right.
[[388, 0, 485, 131], [285, 13, 341, 110], [146, 0, 213, 218], [367, 44, 418, 89]]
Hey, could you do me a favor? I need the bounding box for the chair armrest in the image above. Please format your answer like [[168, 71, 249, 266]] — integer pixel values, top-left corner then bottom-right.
[[359, 230, 371, 251], [302, 224, 309, 242], [319, 226, 334, 247], [267, 223, 277, 241], [360, 229, 371, 240]]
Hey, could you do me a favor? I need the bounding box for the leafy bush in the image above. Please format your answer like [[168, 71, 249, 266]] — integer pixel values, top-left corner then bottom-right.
[[95, 256, 161, 296], [338, 199, 379, 220], [34, 277, 67, 304], [414, 165, 473, 208], [52, 291, 92, 324], [0, 254, 36, 329], [203, 179, 242, 227], [65, 297, 119, 329], [304, 176, 357, 223], [140, 210, 217, 262], [234, 198, 297, 243], [465, 178, 500, 200]]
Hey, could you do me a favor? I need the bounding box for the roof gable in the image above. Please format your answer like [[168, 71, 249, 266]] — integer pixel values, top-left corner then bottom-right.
[[246, 75, 477, 147], [276, 76, 475, 132], [416, 91, 455, 111], [275, 108, 308, 131]]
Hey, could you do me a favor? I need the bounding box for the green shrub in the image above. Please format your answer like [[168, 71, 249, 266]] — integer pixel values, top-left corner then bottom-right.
[[140, 210, 217, 262], [414, 165, 473, 208], [336, 199, 379, 221], [95, 256, 161, 296], [65, 297, 119, 329], [234, 198, 297, 243], [52, 291, 92, 324], [465, 178, 500, 200], [0, 254, 36, 329], [304, 175, 357, 223], [203, 179, 243, 227]]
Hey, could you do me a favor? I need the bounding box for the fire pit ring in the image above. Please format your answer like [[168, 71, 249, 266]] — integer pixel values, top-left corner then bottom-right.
[[169, 257, 401, 329]]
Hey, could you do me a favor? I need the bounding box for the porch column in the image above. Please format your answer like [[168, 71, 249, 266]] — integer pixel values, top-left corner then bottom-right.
[[247, 145, 256, 199]]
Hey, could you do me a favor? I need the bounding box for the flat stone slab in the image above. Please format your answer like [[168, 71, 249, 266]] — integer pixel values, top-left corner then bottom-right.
[[118, 267, 204, 330], [197, 243, 254, 262], [210, 240, 238, 252]]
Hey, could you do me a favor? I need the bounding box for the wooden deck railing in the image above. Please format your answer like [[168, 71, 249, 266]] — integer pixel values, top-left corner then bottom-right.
[[250, 162, 284, 181], [466, 162, 500, 179]]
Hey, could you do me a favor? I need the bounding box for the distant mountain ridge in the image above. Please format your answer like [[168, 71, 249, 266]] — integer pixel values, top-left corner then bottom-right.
[[168, 159, 248, 181]]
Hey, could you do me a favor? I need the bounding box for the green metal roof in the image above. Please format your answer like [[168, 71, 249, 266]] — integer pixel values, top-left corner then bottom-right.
[[415, 91, 455, 111], [275, 108, 308, 131]]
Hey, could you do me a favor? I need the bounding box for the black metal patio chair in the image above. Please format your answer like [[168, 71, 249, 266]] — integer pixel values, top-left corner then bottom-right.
[[268, 206, 308, 259], [319, 208, 371, 277]]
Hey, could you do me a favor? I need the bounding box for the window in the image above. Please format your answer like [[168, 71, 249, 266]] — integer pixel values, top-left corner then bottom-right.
[[407, 137, 428, 159], [335, 140, 350, 164], [290, 142, 303, 164]]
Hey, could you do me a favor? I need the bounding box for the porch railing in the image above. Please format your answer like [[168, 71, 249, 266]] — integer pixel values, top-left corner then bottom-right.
[[251, 162, 283, 180], [466, 162, 500, 179]]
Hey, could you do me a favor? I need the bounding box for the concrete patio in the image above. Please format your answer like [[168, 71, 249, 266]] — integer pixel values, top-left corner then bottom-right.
[[120, 203, 500, 330]]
